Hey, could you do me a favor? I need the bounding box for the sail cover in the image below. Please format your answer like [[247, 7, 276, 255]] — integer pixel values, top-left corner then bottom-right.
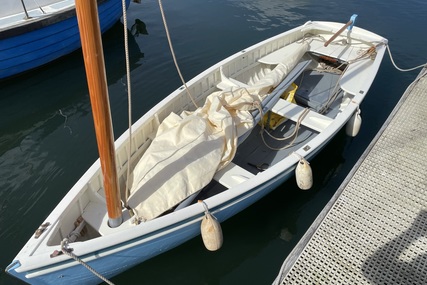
[[128, 42, 309, 220]]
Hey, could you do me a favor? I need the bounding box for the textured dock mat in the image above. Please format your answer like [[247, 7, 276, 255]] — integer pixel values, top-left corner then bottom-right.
[[274, 68, 427, 285]]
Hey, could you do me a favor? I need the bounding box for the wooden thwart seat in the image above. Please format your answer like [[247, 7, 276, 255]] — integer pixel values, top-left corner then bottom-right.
[[175, 162, 255, 211], [213, 162, 255, 188], [271, 99, 333, 132]]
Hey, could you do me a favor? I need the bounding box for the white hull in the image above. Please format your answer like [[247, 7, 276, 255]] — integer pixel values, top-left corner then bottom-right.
[[7, 20, 387, 284]]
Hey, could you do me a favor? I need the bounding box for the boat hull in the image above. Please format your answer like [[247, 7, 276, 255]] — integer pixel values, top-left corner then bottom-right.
[[0, 0, 130, 80], [6, 20, 388, 284], [7, 154, 300, 284], [5, 126, 340, 284]]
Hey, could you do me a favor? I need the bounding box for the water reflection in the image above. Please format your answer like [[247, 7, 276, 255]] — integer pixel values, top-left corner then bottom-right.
[[228, 0, 309, 31]]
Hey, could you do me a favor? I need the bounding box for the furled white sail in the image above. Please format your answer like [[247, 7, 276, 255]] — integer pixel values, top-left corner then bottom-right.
[[128, 42, 309, 220]]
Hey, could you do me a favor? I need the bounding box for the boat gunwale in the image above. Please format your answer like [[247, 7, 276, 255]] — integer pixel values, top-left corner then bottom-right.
[[0, 0, 111, 39]]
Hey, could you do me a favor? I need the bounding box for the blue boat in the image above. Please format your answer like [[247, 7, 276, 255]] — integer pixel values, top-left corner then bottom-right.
[[0, 0, 130, 80]]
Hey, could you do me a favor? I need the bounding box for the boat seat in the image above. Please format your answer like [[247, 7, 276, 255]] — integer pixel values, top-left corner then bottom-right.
[[251, 59, 312, 124], [174, 162, 255, 211], [213, 162, 255, 188], [293, 70, 343, 112], [271, 99, 333, 132]]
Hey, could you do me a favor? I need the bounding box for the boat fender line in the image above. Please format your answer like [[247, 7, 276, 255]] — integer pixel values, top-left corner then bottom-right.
[[293, 152, 313, 190], [346, 107, 362, 137], [60, 239, 115, 285], [199, 200, 223, 251]]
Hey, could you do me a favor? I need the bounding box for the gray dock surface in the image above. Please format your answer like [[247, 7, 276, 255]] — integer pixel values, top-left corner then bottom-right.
[[274, 67, 427, 285]]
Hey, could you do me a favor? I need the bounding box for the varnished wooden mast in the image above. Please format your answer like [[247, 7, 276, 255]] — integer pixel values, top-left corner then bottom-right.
[[75, 0, 122, 227]]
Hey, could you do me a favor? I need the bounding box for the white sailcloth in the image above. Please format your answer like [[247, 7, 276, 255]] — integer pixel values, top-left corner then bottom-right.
[[128, 42, 309, 220]]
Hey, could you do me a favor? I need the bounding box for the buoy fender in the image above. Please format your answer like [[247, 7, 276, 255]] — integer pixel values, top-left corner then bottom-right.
[[346, 108, 362, 137], [295, 158, 313, 190], [201, 213, 223, 251]]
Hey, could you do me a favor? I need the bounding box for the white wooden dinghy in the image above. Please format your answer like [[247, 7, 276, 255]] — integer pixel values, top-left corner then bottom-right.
[[6, 7, 387, 284]]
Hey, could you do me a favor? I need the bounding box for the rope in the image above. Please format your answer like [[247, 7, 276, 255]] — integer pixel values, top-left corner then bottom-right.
[[260, 107, 310, 151], [19, 0, 30, 19], [32, 0, 46, 13], [158, 0, 198, 108], [386, 44, 427, 72], [121, 0, 133, 207], [61, 239, 115, 285]]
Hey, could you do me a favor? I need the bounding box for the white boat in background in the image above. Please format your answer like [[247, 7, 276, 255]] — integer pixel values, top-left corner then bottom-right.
[[0, 0, 130, 80], [6, 3, 387, 284]]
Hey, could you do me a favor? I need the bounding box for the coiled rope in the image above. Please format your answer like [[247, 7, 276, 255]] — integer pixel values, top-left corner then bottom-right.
[[61, 238, 115, 285]]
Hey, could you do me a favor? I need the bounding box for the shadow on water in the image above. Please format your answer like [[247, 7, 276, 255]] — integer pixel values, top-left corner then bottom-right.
[[362, 210, 427, 284]]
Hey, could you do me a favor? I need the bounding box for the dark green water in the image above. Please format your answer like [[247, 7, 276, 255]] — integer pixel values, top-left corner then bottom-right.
[[1, 0, 426, 284]]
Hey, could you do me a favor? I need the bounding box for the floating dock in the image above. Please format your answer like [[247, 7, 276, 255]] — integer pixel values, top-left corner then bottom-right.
[[274, 67, 427, 284]]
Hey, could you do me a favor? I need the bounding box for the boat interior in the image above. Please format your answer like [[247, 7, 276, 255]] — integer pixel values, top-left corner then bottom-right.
[[186, 51, 347, 204], [44, 34, 364, 247]]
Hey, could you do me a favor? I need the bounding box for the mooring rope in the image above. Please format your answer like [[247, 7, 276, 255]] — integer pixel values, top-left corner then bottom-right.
[[61, 239, 115, 285], [158, 0, 198, 108], [386, 44, 427, 72]]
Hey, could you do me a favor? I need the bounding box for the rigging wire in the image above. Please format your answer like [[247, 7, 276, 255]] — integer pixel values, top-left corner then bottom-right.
[[158, 0, 199, 108], [32, 0, 46, 13], [19, 0, 30, 19]]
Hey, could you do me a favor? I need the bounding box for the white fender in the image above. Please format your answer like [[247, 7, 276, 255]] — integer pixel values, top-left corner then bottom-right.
[[295, 158, 313, 190], [199, 201, 223, 251], [346, 108, 362, 137]]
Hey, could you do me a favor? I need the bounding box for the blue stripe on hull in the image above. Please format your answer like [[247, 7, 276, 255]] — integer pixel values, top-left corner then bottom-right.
[[0, 0, 130, 79]]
